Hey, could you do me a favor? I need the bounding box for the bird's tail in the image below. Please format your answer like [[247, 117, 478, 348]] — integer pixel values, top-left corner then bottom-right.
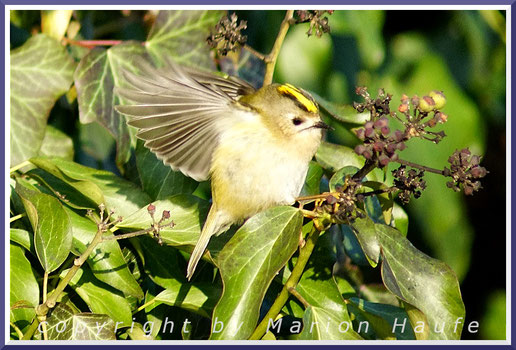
[[186, 206, 231, 280]]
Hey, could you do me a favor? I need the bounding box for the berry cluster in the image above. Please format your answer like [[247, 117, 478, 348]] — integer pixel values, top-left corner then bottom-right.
[[207, 13, 248, 56], [319, 179, 365, 224], [392, 166, 427, 204], [354, 117, 406, 167], [147, 203, 175, 244], [444, 148, 488, 195], [294, 10, 334, 37]]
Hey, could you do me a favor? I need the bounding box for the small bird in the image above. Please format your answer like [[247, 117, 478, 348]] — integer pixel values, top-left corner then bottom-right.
[[115, 58, 329, 280]]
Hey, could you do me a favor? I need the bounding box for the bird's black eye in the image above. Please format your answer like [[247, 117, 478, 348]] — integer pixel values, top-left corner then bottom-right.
[[292, 117, 304, 126]]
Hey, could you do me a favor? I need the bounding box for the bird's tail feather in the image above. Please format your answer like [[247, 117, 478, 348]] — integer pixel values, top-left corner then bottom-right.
[[186, 206, 230, 280]]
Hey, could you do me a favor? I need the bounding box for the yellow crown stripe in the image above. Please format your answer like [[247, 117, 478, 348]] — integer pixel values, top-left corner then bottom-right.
[[277, 84, 318, 113]]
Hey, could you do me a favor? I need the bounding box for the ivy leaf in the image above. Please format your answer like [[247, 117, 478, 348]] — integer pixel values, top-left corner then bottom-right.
[[376, 224, 465, 339], [15, 182, 72, 272], [299, 161, 324, 197], [46, 303, 116, 340], [65, 266, 132, 326], [39, 125, 74, 160], [348, 297, 415, 340], [30, 157, 151, 218], [10, 243, 39, 329], [146, 10, 223, 69], [135, 141, 198, 200], [138, 236, 221, 317], [210, 206, 303, 340], [74, 43, 148, 169], [316, 142, 364, 173], [10, 34, 76, 167], [298, 305, 362, 340], [10, 228, 35, 255]]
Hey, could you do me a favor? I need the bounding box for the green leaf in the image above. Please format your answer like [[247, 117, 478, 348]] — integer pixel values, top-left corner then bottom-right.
[[348, 297, 415, 340], [298, 305, 362, 340], [30, 157, 151, 218], [391, 203, 408, 236], [135, 141, 198, 200], [74, 43, 147, 169], [65, 266, 133, 326], [10, 243, 39, 328], [66, 207, 143, 299], [10, 228, 34, 254], [290, 268, 362, 340], [313, 93, 369, 125], [10, 34, 76, 167], [316, 142, 364, 173], [117, 194, 210, 248], [46, 303, 116, 340], [350, 216, 380, 267], [376, 224, 465, 340], [152, 286, 220, 319], [210, 206, 303, 340], [146, 10, 223, 69], [300, 161, 324, 197], [39, 125, 74, 160], [328, 166, 359, 192], [138, 235, 221, 318], [16, 183, 72, 272], [26, 168, 97, 210]]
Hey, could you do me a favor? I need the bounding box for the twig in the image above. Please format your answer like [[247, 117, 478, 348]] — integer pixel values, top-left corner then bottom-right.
[[101, 228, 154, 242], [249, 223, 323, 340], [243, 44, 266, 61], [395, 158, 444, 175], [352, 159, 377, 181], [62, 38, 124, 48], [262, 10, 294, 86]]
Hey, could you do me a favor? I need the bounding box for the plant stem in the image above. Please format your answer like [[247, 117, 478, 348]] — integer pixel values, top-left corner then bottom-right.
[[352, 159, 377, 181], [287, 287, 310, 308], [262, 10, 294, 86], [9, 213, 26, 223], [101, 227, 153, 242], [243, 44, 266, 61], [21, 319, 39, 340], [248, 224, 322, 340], [9, 160, 31, 174], [62, 38, 123, 48], [135, 298, 157, 313], [10, 321, 24, 339], [395, 158, 444, 175]]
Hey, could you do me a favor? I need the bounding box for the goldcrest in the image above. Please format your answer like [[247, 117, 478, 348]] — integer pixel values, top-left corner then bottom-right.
[[115, 58, 329, 280]]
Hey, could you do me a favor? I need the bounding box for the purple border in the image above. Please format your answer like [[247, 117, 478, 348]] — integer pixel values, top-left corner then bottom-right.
[[2, 1, 514, 349], [0, 0, 515, 5]]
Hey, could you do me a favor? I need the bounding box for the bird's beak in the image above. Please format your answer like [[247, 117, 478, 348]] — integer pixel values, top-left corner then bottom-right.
[[313, 121, 333, 130]]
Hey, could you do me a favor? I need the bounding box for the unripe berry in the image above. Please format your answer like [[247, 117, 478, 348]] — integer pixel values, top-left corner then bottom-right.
[[429, 90, 446, 109], [419, 96, 436, 113]]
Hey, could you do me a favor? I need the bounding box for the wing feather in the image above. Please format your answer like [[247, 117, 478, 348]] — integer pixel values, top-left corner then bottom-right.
[[114, 59, 256, 181]]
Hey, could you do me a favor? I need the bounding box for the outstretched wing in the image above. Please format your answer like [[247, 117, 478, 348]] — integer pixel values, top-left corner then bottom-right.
[[115, 59, 256, 182]]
